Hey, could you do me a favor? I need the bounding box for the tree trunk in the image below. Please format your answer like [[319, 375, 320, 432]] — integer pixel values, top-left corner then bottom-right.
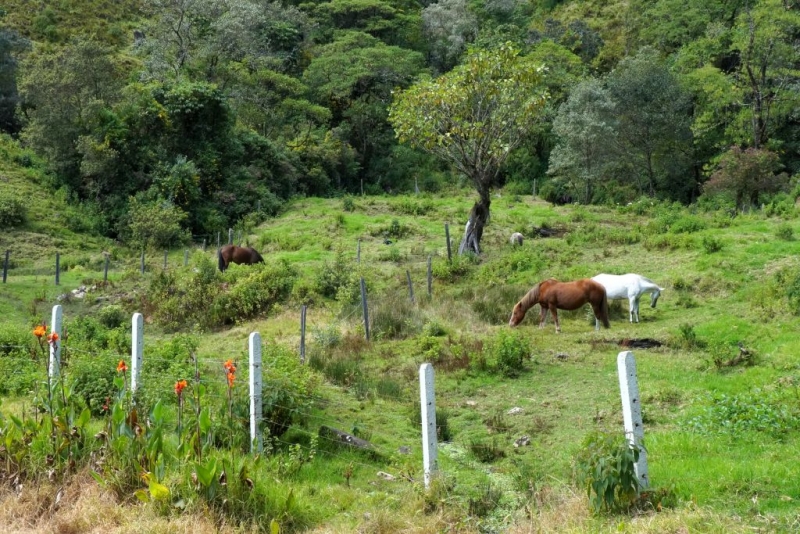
[[459, 193, 491, 255]]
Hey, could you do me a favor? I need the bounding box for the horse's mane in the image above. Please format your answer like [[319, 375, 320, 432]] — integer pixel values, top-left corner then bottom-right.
[[518, 280, 547, 312]]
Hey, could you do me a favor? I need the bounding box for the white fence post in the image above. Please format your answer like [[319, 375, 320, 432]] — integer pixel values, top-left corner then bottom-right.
[[49, 305, 63, 378], [419, 363, 438, 489], [249, 332, 263, 453], [617, 350, 649, 490], [131, 313, 144, 394]]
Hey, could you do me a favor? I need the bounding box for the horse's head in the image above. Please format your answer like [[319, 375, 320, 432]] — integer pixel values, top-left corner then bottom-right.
[[650, 288, 662, 308], [509, 302, 526, 327], [509, 283, 541, 326]]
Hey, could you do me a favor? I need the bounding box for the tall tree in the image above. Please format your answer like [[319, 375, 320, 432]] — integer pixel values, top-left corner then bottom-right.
[[605, 47, 693, 199], [389, 43, 548, 254], [549, 79, 616, 203]]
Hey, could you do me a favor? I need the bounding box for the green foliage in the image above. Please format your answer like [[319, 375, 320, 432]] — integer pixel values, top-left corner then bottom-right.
[[489, 329, 530, 378], [213, 261, 297, 325], [0, 193, 26, 227], [469, 438, 506, 463], [124, 197, 190, 250], [574, 432, 641, 514], [410, 402, 452, 442], [431, 255, 473, 282], [774, 223, 794, 241], [684, 389, 800, 438], [262, 343, 320, 439], [69, 351, 119, 415], [370, 293, 422, 340], [703, 147, 789, 210], [701, 235, 723, 254]]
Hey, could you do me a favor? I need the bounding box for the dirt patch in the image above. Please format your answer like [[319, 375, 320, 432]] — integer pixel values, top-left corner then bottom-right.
[[619, 338, 663, 349]]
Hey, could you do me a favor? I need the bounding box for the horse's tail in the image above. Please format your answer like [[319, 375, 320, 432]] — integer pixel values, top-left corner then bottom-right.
[[218, 248, 225, 272], [600, 289, 610, 328]]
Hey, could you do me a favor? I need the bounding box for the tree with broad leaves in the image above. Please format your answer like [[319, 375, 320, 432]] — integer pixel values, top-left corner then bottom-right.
[[389, 42, 548, 255]]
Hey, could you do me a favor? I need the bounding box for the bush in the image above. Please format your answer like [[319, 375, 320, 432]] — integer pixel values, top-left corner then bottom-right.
[[124, 196, 190, 250], [262, 343, 320, 438], [574, 432, 641, 514], [490, 329, 530, 378], [0, 194, 26, 227], [69, 351, 120, 415], [98, 304, 127, 329], [775, 223, 794, 241], [212, 260, 296, 325]]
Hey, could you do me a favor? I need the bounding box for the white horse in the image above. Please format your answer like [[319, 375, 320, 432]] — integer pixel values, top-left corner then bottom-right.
[[592, 273, 664, 328]]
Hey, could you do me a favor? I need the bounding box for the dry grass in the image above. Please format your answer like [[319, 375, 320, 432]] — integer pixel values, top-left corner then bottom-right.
[[0, 469, 236, 534]]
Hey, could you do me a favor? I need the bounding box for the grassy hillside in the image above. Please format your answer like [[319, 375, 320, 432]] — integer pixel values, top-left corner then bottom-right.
[[2, 147, 800, 531]]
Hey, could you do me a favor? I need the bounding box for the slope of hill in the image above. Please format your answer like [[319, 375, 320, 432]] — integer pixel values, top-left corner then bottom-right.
[[2, 168, 800, 532]]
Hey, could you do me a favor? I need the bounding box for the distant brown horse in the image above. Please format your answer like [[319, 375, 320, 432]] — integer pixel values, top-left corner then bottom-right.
[[218, 244, 264, 272], [509, 278, 610, 333]]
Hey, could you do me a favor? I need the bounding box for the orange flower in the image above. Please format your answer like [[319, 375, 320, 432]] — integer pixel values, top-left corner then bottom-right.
[[223, 359, 236, 373], [117, 360, 128, 373], [33, 325, 46, 338], [226, 371, 235, 388], [47, 331, 59, 344], [174, 379, 188, 396]]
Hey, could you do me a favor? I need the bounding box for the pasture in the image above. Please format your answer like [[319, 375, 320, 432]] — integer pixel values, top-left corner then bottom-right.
[[1, 191, 799, 533]]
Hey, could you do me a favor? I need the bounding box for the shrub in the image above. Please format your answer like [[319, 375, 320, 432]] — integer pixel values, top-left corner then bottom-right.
[[574, 432, 641, 514], [371, 294, 422, 340], [775, 223, 794, 241], [0, 194, 26, 227], [261, 343, 320, 439], [490, 329, 530, 378], [69, 351, 120, 415], [701, 235, 723, 253], [124, 197, 190, 250], [98, 304, 127, 329], [212, 260, 296, 325]]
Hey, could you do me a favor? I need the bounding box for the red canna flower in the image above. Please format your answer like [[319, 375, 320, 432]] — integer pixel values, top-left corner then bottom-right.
[[174, 379, 188, 396], [223, 359, 236, 373], [47, 331, 59, 344], [33, 325, 46, 338], [227, 371, 235, 388], [117, 360, 128, 373]]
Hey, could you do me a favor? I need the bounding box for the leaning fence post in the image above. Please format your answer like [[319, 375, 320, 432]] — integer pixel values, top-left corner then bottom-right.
[[300, 305, 307, 364], [49, 305, 63, 379], [445, 223, 452, 262], [55, 252, 60, 286], [427, 256, 432, 297], [360, 277, 370, 342], [103, 253, 109, 282], [617, 351, 649, 490], [2, 249, 9, 283], [406, 270, 415, 303], [131, 313, 144, 395], [420, 363, 438, 489], [249, 332, 263, 453]]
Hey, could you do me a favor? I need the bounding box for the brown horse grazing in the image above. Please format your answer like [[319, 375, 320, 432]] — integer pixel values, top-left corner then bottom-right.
[[509, 278, 610, 333], [218, 244, 265, 272]]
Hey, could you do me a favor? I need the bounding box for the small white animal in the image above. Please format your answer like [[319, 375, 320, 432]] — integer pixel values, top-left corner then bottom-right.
[[510, 232, 524, 246]]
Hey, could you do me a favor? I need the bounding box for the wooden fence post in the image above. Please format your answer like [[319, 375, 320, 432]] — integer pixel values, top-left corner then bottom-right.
[[2, 250, 8, 283], [103, 254, 109, 282], [49, 305, 63, 379], [419, 363, 438, 489], [228, 228, 233, 245], [445, 223, 452, 262], [140, 251, 145, 274], [406, 270, 415, 303], [163, 250, 168, 270], [357, 238, 361, 264], [184, 249, 189, 266], [55, 252, 60, 286], [617, 351, 649, 490], [131, 313, 144, 395], [427, 256, 432, 297], [249, 332, 263, 453], [360, 277, 370, 342]]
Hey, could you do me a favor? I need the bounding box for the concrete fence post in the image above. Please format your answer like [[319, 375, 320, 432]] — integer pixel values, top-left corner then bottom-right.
[[249, 332, 263, 453], [49, 305, 63, 379], [360, 277, 370, 342], [300, 305, 307, 364], [3, 249, 9, 283], [419, 363, 438, 489], [131, 313, 144, 395], [617, 351, 649, 490], [55, 252, 60, 286]]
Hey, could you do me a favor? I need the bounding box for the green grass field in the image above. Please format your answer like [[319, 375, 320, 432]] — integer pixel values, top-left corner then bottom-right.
[[2, 184, 800, 532]]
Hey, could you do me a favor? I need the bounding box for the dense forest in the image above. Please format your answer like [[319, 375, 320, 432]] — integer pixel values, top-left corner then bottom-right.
[[1, 0, 798, 244]]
